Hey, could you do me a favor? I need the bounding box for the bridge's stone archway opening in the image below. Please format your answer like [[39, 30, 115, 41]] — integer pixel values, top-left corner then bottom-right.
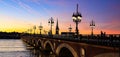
[[44, 40, 54, 55], [45, 43, 53, 54], [56, 43, 78, 57], [37, 40, 42, 49], [59, 47, 74, 57], [32, 39, 36, 47]]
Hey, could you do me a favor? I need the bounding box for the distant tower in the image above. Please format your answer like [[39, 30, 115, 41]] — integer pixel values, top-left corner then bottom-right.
[[56, 19, 59, 35]]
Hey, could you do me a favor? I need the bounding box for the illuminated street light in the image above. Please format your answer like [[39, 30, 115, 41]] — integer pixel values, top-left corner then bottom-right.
[[33, 25, 36, 34], [68, 25, 72, 32], [48, 17, 54, 36], [27, 29, 30, 34], [90, 20, 95, 37], [29, 29, 32, 34], [72, 4, 82, 37], [39, 23, 43, 35]]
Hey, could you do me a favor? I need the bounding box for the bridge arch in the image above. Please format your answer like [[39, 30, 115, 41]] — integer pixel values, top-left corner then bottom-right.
[[56, 43, 79, 57], [32, 39, 36, 45], [37, 39, 42, 48], [94, 52, 119, 57], [43, 40, 54, 52], [32, 39, 35, 43]]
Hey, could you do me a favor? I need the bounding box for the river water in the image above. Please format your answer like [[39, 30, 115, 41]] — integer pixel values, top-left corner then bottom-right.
[[0, 39, 43, 57]]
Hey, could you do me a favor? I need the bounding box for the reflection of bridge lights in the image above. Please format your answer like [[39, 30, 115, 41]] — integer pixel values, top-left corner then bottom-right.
[[81, 48, 85, 57], [33, 44, 35, 46], [54, 43, 55, 46], [50, 51, 53, 54], [58, 40, 61, 42], [39, 47, 41, 49]]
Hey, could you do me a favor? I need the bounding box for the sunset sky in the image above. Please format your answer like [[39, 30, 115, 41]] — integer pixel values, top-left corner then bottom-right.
[[0, 0, 120, 34]]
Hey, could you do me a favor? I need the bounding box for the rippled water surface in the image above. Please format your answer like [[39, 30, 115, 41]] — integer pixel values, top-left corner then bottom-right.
[[0, 39, 54, 57], [0, 39, 31, 57]]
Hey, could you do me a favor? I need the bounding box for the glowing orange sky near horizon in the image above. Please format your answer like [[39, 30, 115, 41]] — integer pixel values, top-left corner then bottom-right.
[[0, 15, 119, 34]]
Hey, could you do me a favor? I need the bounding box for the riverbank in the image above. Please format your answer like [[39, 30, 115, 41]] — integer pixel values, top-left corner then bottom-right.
[[0, 32, 20, 39]]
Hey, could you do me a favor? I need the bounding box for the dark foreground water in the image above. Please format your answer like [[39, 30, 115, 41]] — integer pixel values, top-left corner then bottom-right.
[[0, 39, 51, 57]]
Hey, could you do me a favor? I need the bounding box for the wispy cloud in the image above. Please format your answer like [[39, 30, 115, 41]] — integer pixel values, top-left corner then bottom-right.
[[0, 0, 18, 10], [27, 0, 41, 5], [12, 0, 41, 16], [97, 19, 120, 34]]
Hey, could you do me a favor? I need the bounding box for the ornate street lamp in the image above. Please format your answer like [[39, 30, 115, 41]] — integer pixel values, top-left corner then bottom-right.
[[29, 29, 32, 34], [72, 4, 82, 37], [27, 29, 30, 34], [68, 25, 72, 32], [33, 25, 36, 34], [48, 17, 54, 36], [90, 20, 95, 37], [39, 23, 43, 35]]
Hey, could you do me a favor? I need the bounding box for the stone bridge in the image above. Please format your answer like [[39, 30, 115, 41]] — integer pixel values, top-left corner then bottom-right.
[[21, 36, 120, 57]]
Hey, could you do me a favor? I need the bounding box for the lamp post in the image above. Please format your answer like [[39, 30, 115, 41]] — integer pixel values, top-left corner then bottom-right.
[[29, 29, 32, 34], [48, 17, 54, 36], [90, 20, 95, 37], [68, 25, 72, 32], [72, 4, 82, 37], [27, 29, 30, 34], [39, 23, 43, 35], [33, 25, 36, 35]]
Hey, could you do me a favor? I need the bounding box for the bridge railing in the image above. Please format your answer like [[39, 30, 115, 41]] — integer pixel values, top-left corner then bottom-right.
[[21, 34, 120, 47]]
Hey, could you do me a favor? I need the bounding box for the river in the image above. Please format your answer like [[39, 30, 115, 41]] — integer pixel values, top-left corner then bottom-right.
[[0, 39, 45, 57]]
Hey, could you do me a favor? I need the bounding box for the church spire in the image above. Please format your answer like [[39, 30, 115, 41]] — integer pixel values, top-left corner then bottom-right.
[[56, 19, 59, 35], [77, 4, 78, 13]]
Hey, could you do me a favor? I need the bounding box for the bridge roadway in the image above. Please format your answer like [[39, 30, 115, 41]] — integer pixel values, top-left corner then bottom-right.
[[21, 35, 120, 57]]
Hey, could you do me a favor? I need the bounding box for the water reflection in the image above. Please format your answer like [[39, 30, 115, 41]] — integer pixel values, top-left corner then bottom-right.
[[0, 39, 31, 57], [29, 49, 43, 57], [28, 48, 55, 57], [0, 39, 55, 57], [0, 39, 27, 51]]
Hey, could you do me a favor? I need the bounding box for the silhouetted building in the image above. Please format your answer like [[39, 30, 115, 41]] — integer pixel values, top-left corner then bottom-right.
[[101, 31, 106, 38], [0, 32, 20, 39], [56, 19, 59, 35]]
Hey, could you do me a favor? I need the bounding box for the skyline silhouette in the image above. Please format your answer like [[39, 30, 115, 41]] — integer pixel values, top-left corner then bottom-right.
[[0, 0, 120, 34]]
